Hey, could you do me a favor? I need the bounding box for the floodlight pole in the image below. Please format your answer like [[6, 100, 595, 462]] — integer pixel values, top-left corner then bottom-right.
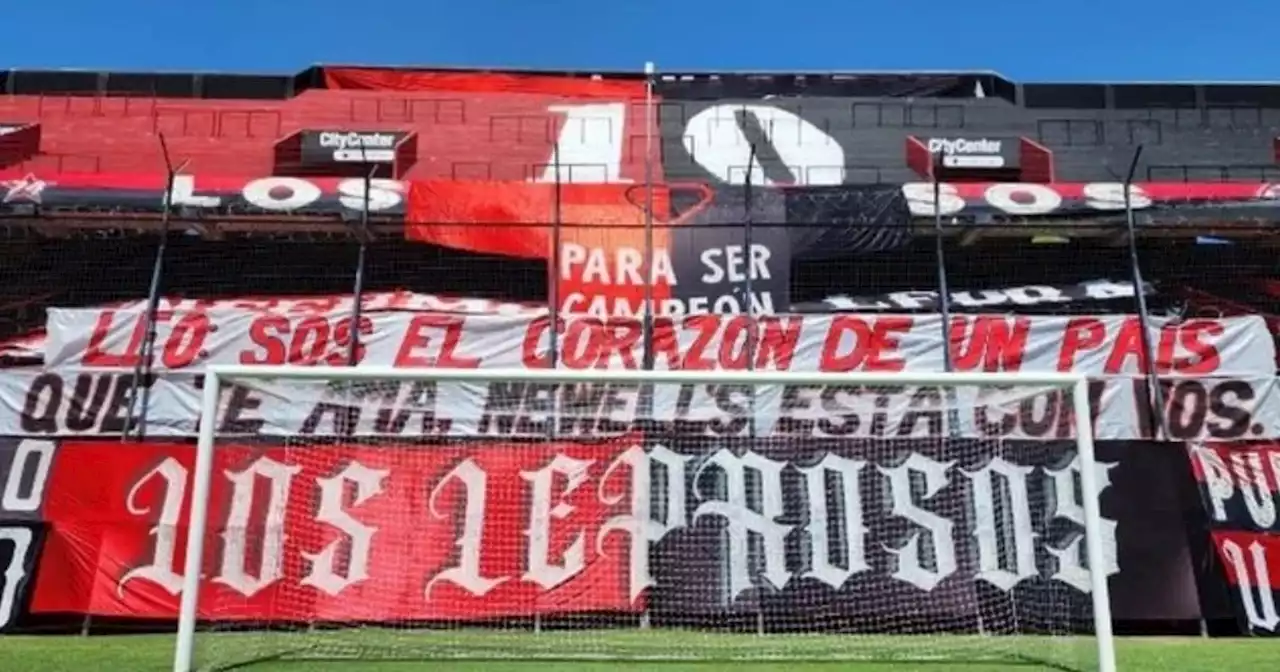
[[641, 61, 656, 371], [1121, 145, 1170, 440], [346, 161, 376, 367], [122, 133, 187, 442]]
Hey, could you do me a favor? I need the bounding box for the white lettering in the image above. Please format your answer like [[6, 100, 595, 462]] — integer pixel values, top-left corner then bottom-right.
[[799, 454, 869, 589], [559, 243, 677, 287], [336, 178, 405, 212], [879, 454, 957, 591], [119, 457, 189, 596], [984, 183, 1063, 216], [693, 449, 792, 601], [300, 461, 388, 596], [1044, 454, 1119, 593], [214, 457, 301, 598], [427, 459, 509, 597], [167, 175, 222, 208], [1192, 446, 1234, 522], [0, 527, 33, 630], [598, 444, 691, 602], [1230, 452, 1277, 529], [1082, 182, 1152, 211], [964, 457, 1038, 591], [1, 440, 55, 513], [242, 177, 323, 212], [1220, 539, 1280, 632], [521, 455, 594, 590], [700, 244, 772, 284], [902, 182, 966, 217]]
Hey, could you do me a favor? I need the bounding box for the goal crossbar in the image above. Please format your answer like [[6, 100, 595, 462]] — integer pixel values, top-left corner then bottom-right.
[[174, 365, 1116, 672]]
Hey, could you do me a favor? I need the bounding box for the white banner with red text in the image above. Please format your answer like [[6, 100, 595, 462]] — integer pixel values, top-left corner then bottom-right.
[[7, 308, 1280, 441], [43, 307, 1275, 375]]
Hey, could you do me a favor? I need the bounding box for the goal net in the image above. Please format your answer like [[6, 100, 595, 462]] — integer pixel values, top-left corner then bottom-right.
[[175, 366, 1116, 672]]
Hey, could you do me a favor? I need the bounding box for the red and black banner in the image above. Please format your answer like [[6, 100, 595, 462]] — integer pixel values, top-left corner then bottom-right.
[[1189, 441, 1280, 634], [0, 436, 1203, 630]]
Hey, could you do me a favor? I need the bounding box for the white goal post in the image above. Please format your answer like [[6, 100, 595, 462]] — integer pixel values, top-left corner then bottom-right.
[[173, 366, 1117, 672]]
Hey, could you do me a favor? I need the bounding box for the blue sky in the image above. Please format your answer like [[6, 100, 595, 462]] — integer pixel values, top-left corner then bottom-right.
[[1, 0, 1274, 82]]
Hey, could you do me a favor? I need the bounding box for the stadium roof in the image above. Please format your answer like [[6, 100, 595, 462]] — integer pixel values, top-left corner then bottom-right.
[[4, 66, 1280, 109]]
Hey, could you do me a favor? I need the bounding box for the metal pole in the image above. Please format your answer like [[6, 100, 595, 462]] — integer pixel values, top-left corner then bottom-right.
[[932, 159, 956, 375], [122, 133, 186, 441], [550, 143, 563, 371], [932, 159, 981, 634], [743, 143, 757, 325], [744, 143, 759, 382], [742, 143, 766, 636], [346, 163, 375, 367], [1122, 145, 1171, 440], [641, 61, 656, 371]]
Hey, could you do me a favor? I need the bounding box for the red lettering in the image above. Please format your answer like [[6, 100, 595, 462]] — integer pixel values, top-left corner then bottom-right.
[[240, 315, 290, 365], [81, 310, 203, 369], [325, 316, 372, 366], [239, 315, 372, 366], [681, 316, 721, 370], [520, 318, 552, 368], [951, 316, 1030, 372], [601, 320, 642, 370], [1102, 318, 1224, 374], [160, 312, 210, 369], [82, 310, 139, 368], [520, 317, 641, 370], [1175, 320, 1223, 374], [719, 317, 752, 370], [819, 316, 908, 372], [288, 316, 330, 365], [651, 318, 681, 369], [393, 316, 480, 368], [1103, 318, 1149, 374], [755, 317, 802, 370], [561, 319, 604, 369], [1057, 318, 1106, 371]]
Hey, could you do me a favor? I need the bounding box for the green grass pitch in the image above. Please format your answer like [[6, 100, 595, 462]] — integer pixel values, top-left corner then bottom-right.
[[1, 630, 1274, 671]]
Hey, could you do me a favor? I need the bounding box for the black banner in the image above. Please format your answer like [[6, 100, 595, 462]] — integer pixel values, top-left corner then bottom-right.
[[645, 438, 1198, 626], [0, 522, 41, 632], [1189, 441, 1280, 634]]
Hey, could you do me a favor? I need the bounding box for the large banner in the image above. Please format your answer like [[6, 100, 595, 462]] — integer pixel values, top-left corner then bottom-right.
[[2, 306, 1275, 440], [14, 438, 1199, 626], [45, 306, 1275, 374], [1189, 441, 1280, 635]]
